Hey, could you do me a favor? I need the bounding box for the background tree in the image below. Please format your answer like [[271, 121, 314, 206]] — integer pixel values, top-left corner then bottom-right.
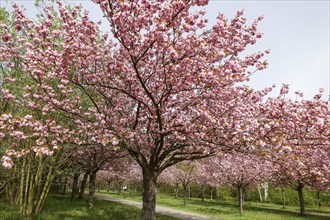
[[209, 152, 275, 216], [161, 161, 197, 206], [261, 87, 330, 216], [194, 160, 217, 202]]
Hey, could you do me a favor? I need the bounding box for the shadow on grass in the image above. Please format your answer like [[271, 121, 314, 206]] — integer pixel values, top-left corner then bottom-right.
[[185, 198, 330, 220], [243, 204, 330, 220], [92, 192, 330, 220], [0, 193, 178, 220]]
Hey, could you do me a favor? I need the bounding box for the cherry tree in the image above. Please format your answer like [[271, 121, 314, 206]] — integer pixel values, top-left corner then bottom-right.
[[158, 165, 180, 198], [0, 114, 70, 216], [161, 161, 197, 206], [193, 160, 217, 201], [124, 161, 143, 194], [261, 87, 330, 216], [75, 144, 126, 208], [209, 152, 275, 216], [0, 2, 120, 214], [100, 157, 136, 194], [0, 1, 270, 218]]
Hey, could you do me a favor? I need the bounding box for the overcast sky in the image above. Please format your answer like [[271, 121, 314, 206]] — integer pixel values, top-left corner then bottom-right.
[[2, 0, 329, 100]]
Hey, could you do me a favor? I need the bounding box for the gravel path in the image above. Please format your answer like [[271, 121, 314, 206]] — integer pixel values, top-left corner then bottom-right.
[[95, 193, 219, 220]]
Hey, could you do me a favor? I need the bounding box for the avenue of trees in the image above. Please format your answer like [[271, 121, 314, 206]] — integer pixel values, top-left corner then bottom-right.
[[0, 1, 329, 219]]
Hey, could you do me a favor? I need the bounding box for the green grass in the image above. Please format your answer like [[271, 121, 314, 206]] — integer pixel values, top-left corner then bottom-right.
[[99, 190, 330, 220], [0, 193, 178, 220]]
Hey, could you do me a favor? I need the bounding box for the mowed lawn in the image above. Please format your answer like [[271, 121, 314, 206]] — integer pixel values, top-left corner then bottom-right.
[[0, 193, 178, 220], [102, 191, 330, 220], [1, 192, 329, 220]]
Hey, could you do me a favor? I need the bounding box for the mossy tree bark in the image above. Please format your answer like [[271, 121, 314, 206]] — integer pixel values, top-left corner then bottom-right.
[[16, 148, 62, 217], [78, 172, 89, 199], [6, 164, 20, 205], [71, 172, 80, 201], [87, 170, 97, 208]]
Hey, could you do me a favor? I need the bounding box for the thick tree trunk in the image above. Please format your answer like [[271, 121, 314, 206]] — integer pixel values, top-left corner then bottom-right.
[[297, 183, 305, 216], [141, 169, 158, 220], [281, 188, 286, 209], [87, 171, 97, 208], [71, 173, 80, 201], [238, 187, 244, 216], [78, 172, 89, 199]]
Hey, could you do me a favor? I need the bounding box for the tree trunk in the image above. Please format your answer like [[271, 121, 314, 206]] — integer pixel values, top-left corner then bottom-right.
[[19, 157, 26, 213], [297, 183, 305, 216], [17, 147, 62, 216], [183, 184, 187, 206], [62, 177, 67, 195], [257, 185, 263, 203], [141, 169, 158, 220], [210, 187, 213, 200], [87, 171, 97, 208], [238, 187, 244, 216], [34, 161, 57, 214], [71, 173, 80, 201], [188, 184, 190, 199], [281, 188, 286, 209], [175, 182, 179, 199], [215, 186, 219, 200], [107, 181, 111, 192], [317, 191, 321, 208], [78, 172, 88, 199], [117, 182, 122, 194], [264, 182, 268, 200], [201, 184, 205, 202]]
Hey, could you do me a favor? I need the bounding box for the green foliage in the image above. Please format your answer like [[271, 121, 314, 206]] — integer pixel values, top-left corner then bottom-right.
[[217, 187, 234, 201], [261, 186, 330, 207], [0, 8, 9, 23]]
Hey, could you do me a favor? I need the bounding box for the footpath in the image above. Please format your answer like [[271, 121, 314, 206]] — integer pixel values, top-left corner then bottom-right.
[[94, 193, 218, 220]]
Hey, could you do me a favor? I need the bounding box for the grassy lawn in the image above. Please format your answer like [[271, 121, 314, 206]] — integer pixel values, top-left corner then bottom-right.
[[99, 191, 330, 220], [0, 193, 178, 220]]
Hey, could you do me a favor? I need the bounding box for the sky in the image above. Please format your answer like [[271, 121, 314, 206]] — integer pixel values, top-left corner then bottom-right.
[[1, 0, 329, 100]]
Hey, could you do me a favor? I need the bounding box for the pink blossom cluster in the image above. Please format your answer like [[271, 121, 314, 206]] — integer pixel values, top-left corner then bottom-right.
[[0, 114, 71, 168], [207, 152, 275, 189]]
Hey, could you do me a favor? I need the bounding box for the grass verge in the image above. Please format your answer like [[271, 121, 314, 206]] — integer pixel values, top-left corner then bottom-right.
[[98, 190, 330, 220], [0, 193, 178, 220]]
